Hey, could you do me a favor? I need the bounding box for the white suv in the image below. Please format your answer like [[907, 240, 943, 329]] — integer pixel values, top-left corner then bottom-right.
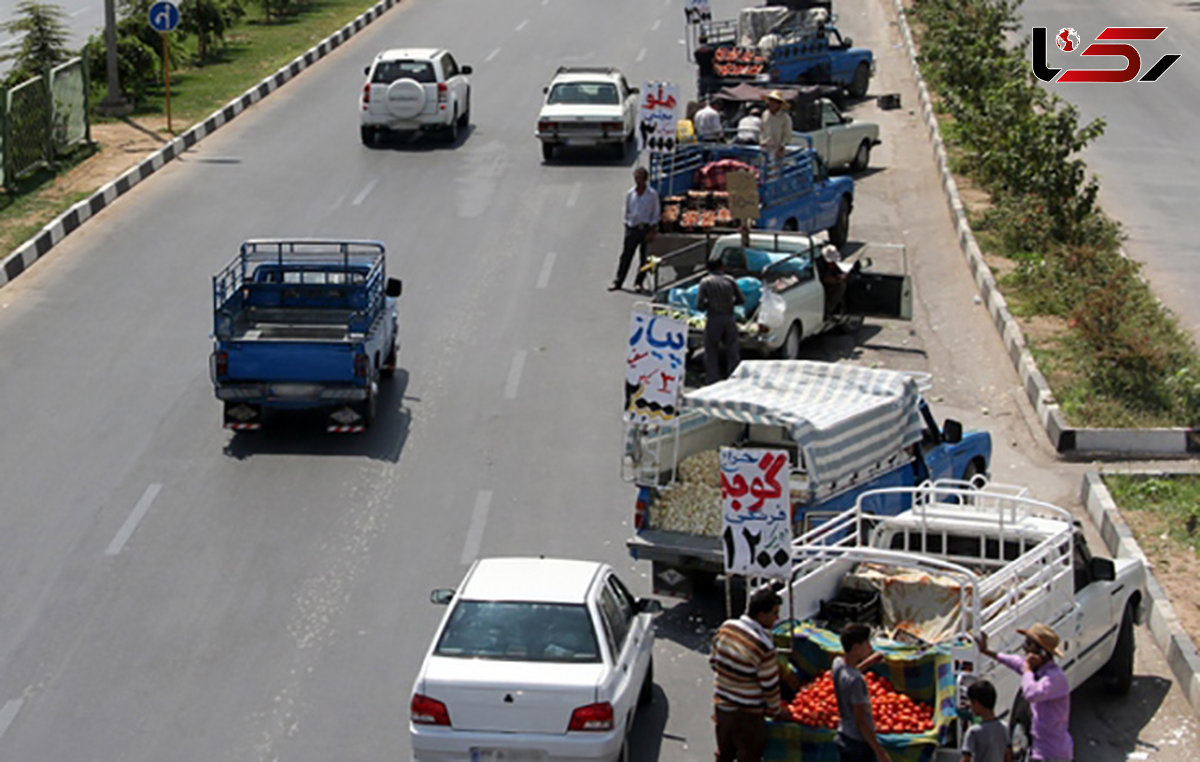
[[360, 48, 472, 145], [536, 66, 639, 161]]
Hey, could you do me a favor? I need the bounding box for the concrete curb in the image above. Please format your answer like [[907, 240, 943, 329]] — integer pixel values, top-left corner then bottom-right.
[[1081, 471, 1200, 715], [0, 0, 403, 290], [888, 0, 1198, 458]]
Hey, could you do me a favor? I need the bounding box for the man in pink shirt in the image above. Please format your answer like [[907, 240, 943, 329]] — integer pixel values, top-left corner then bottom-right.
[[976, 624, 1073, 762]]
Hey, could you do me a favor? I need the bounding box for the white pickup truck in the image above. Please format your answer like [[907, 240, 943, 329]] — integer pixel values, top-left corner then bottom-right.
[[785, 480, 1146, 760], [792, 97, 881, 171]]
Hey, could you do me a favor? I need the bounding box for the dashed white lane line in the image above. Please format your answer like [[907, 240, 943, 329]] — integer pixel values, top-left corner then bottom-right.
[[485, 47, 501, 62], [504, 350, 527, 400], [69, 8, 89, 16], [636, 47, 647, 62], [536, 251, 558, 289], [515, 18, 529, 32], [460, 490, 493, 564], [352, 179, 379, 206], [566, 182, 582, 208], [106, 484, 162, 556], [0, 699, 23, 741], [652, 19, 662, 31]]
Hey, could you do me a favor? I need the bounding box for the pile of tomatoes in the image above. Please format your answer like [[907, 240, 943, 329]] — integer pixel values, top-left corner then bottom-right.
[[784, 669, 936, 735]]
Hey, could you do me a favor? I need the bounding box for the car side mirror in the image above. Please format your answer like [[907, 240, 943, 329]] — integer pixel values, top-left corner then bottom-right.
[[461, 65, 473, 75], [430, 588, 455, 605], [386, 277, 403, 298], [1090, 557, 1116, 582], [542, 85, 549, 94], [630, 86, 640, 95], [637, 598, 663, 614], [842, 37, 854, 48], [942, 419, 963, 444], [363, 66, 370, 76], [843, 115, 853, 124]]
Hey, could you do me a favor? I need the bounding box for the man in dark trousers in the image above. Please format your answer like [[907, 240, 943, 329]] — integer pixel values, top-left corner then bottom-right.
[[695, 35, 717, 98], [610, 166, 661, 294], [697, 256, 744, 384]]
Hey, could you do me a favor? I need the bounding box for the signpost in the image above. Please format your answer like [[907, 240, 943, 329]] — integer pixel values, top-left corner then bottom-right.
[[148, 1, 180, 133], [625, 309, 687, 425], [720, 447, 793, 579], [638, 81, 680, 154]]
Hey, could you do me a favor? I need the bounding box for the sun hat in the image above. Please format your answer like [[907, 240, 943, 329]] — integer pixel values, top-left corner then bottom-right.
[[822, 244, 840, 262], [763, 89, 788, 103], [1016, 623, 1062, 658]]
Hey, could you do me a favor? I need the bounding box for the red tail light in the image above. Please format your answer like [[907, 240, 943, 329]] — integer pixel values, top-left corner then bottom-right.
[[214, 351, 228, 377], [411, 694, 451, 726], [568, 702, 613, 731], [354, 353, 369, 378], [538, 120, 557, 133], [361, 82, 370, 109], [437, 81, 448, 109], [633, 496, 648, 530]]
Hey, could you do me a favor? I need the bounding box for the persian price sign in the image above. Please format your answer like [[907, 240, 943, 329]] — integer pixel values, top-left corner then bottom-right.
[[721, 447, 793, 577], [685, 0, 711, 24], [638, 81, 680, 153], [726, 170, 760, 222], [625, 310, 687, 423]]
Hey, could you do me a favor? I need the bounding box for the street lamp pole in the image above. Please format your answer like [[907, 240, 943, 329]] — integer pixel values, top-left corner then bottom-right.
[[97, 0, 131, 115]]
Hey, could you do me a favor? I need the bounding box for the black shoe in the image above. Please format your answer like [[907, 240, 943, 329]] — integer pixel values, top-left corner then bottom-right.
[[608, 282, 621, 291]]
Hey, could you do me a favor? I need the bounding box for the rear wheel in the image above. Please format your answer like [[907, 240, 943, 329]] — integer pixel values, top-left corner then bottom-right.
[[639, 657, 654, 706], [850, 62, 870, 98], [782, 218, 799, 232], [444, 109, 460, 143], [851, 140, 871, 172], [829, 198, 850, 247], [1103, 601, 1136, 694], [360, 126, 375, 146], [380, 342, 398, 378], [541, 141, 555, 162], [776, 321, 802, 360]]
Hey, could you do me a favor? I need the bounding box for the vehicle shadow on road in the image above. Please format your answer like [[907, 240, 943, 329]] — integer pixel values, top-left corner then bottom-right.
[[629, 685, 671, 761], [369, 125, 478, 151], [541, 145, 640, 168], [1069, 665, 1173, 761], [220, 369, 413, 462], [653, 585, 741, 655]]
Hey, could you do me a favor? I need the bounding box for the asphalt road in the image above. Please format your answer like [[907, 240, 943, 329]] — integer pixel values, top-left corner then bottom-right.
[[0, 0, 1195, 761], [1021, 0, 1200, 345]]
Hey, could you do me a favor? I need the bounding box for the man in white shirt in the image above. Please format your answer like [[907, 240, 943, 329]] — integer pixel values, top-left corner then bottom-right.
[[693, 98, 724, 142], [609, 167, 662, 293], [736, 106, 763, 144], [760, 90, 793, 161]]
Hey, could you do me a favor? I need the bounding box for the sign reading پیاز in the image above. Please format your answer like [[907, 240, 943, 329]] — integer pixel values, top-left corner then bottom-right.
[[726, 170, 760, 223], [639, 81, 680, 153], [721, 447, 793, 578], [625, 310, 687, 423]]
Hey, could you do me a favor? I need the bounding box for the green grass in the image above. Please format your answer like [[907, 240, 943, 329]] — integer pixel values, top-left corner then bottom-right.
[[0, 143, 98, 255], [1104, 474, 1200, 555]]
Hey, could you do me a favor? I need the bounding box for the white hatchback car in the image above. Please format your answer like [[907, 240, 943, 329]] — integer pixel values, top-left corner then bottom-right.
[[360, 48, 471, 145], [536, 66, 639, 161], [410, 558, 661, 762]]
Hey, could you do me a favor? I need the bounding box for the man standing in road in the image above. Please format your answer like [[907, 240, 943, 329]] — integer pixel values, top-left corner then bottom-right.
[[697, 256, 744, 384], [694, 98, 724, 142], [832, 623, 891, 762], [760, 90, 793, 164], [976, 624, 1073, 762], [709, 586, 787, 762], [610, 166, 661, 294]]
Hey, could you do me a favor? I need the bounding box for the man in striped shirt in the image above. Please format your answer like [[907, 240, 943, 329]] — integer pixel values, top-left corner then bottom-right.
[[710, 586, 786, 762]]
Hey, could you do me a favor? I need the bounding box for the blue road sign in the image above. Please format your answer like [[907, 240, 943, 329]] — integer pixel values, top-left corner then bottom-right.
[[149, 1, 180, 33]]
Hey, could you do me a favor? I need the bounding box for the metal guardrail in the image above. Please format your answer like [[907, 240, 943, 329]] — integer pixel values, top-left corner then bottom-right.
[[1, 57, 90, 188]]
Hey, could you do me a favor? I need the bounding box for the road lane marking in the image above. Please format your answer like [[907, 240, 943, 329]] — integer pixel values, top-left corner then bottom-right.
[[636, 47, 647, 62], [352, 179, 379, 206], [504, 350, 527, 399], [106, 484, 162, 556], [536, 251, 557, 289], [329, 191, 347, 210], [485, 47, 501, 62], [652, 19, 661, 31], [515, 18, 529, 32], [0, 699, 23, 741], [566, 182, 582, 208], [69, 8, 89, 16], [460, 491, 493, 564]]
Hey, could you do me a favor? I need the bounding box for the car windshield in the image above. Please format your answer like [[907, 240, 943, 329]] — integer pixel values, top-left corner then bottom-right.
[[548, 82, 620, 106], [434, 601, 601, 663], [372, 60, 435, 84]]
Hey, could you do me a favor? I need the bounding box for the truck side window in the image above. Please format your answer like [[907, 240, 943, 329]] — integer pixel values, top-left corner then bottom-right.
[[1072, 540, 1092, 592], [597, 585, 630, 654], [442, 54, 459, 78]]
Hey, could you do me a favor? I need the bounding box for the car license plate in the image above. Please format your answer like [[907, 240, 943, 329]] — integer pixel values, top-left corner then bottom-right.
[[270, 383, 320, 398], [469, 749, 546, 762], [564, 138, 597, 146]]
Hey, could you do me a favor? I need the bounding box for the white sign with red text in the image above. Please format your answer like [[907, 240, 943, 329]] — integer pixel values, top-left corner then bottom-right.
[[638, 81, 680, 153], [720, 447, 792, 578], [625, 310, 687, 424]]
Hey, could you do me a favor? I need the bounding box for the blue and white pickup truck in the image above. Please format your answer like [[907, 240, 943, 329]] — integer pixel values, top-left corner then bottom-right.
[[651, 144, 853, 246], [700, 7, 874, 97], [209, 239, 402, 433], [622, 361, 993, 598]]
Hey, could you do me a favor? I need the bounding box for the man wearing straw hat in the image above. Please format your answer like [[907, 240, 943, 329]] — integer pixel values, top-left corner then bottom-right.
[[976, 624, 1073, 762], [759, 90, 794, 162]]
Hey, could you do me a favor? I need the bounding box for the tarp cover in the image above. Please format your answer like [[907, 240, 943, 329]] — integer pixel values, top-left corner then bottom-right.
[[682, 361, 924, 490]]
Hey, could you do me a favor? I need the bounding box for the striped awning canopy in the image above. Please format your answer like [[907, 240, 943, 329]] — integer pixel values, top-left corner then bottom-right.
[[682, 361, 925, 491]]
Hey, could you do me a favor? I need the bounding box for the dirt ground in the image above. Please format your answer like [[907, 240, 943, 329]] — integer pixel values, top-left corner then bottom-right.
[[58, 118, 172, 199], [1122, 510, 1200, 645]]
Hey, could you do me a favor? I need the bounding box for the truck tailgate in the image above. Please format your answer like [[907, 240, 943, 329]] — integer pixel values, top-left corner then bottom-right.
[[223, 341, 358, 384]]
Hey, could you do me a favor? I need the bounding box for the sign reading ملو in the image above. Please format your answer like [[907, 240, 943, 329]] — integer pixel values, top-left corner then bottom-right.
[[638, 81, 680, 153], [625, 310, 687, 423], [721, 447, 793, 578]]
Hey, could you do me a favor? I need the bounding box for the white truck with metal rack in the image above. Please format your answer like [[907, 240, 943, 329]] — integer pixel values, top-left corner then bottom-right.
[[785, 480, 1147, 760]]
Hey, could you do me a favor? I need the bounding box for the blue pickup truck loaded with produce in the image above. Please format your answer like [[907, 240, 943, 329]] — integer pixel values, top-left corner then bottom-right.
[[209, 239, 402, 433]]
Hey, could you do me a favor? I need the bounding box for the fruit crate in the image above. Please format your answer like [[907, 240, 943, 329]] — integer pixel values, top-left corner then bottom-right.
[[764, 621, 958, 762]]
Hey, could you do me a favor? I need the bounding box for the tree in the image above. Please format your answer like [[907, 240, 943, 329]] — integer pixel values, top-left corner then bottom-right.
[[179, 0, 244, 64], [0, 1, 71, 85]]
